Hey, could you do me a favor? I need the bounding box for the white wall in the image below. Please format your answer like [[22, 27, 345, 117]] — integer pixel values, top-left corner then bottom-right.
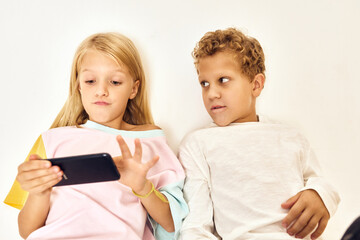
[[0, 0, 359, 239]]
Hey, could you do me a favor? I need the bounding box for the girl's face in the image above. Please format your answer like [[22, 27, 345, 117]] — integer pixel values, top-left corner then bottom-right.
[[78, 49, 139, 129]]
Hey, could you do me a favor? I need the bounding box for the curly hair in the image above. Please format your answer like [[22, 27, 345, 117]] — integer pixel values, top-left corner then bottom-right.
[[192, 28, 266, 81]]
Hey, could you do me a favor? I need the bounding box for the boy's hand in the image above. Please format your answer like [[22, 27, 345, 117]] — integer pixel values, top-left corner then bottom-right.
[[16, 154, 63, 195], [113, 135, 159, 194], [281, 189, 330, 239]]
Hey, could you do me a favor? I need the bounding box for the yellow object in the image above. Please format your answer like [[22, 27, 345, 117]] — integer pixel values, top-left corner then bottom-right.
[[132, 181, 169, 203], [4, 135, 47, 210]]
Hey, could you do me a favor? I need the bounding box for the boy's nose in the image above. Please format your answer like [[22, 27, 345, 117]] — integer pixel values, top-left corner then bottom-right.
[[208, 86, 221, 100]]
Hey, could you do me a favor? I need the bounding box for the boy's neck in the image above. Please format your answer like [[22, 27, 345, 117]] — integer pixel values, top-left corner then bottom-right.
[[213, 114, 260, 127], [232, 114, 259, 124]]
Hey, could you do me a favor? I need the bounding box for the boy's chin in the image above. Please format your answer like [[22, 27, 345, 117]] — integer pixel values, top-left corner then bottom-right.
[[212, 120, 232, 127]]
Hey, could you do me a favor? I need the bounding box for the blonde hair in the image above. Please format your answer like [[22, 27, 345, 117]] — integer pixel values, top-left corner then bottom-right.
[[50, 32, 153, 128], [193, 28, 266, 81]]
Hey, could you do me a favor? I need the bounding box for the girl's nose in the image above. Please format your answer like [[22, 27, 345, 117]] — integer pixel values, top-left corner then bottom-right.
[[95, 83, 109, 97]]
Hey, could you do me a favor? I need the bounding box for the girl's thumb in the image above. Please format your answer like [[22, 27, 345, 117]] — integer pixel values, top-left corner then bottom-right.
[[29, 154, 42, 160]]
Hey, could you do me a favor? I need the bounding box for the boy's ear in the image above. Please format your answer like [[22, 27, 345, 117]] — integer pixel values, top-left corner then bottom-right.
[[252, 73, 265, 97], [129, 80, 140, 99]]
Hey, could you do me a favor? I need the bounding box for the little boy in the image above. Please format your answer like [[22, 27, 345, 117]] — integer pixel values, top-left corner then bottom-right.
[[179, 28, 340, 240]]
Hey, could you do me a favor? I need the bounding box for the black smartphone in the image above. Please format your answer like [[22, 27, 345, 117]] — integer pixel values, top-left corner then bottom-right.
[[47, 153, 120, 186]]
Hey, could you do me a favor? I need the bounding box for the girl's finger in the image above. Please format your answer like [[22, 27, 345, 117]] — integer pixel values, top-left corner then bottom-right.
[[21, 171, 63, 193], [29, 154, 43, 160], [133, 138, 142, 162], [28, 175, 63, 194], [144, 156, 159, 171], [112, 156, 124, 169], [116, 135, 132, 160], [17, 166, 61, 183], [18, 160, 51, 172]]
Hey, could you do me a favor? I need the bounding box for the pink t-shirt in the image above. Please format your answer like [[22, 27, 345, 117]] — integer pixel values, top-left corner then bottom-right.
[[7, 121, 187, 240]]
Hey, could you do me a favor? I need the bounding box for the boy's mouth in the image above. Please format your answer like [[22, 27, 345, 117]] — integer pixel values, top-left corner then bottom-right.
[[211, 105, 226, 111]]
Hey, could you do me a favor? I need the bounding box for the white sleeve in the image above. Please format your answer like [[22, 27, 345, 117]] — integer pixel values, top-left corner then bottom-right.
[[300, 139, 341, 217], [178, 135, 220, 240]]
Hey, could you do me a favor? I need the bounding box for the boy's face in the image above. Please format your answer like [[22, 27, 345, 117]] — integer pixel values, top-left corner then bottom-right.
[[197, 51, 262, 126]]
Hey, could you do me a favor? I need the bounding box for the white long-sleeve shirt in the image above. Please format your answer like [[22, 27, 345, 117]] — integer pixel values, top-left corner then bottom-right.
[[179, 118, 340, 240]]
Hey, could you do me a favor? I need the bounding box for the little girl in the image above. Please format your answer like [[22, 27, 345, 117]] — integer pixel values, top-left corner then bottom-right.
[[4, 32, 188, 240]]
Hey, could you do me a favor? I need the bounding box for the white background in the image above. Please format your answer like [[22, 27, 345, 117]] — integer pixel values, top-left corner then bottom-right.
[[0, 0, 359, 239]]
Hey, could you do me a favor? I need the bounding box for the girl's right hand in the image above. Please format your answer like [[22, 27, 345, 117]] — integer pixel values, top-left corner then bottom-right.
[[16, 154, 63, 195]]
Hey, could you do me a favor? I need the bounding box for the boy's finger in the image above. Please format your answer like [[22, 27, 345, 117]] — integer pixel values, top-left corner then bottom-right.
[[311, 217, 328, 240], [282, 200, 305, 228], [133, 138, 142, 162], [281, 192, 301, 209], [294, 214, 320, 238], [116, 135, 132, 160], [286, 209, 311, 236]]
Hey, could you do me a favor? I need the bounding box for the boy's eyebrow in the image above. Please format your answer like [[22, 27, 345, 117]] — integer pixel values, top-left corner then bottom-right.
[[197, 75, 205, 81]]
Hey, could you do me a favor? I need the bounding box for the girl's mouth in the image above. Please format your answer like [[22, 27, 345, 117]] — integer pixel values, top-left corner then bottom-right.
[[94, 101, 110, 106]]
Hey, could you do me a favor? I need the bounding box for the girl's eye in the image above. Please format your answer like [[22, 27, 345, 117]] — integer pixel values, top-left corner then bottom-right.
[[219, 77, 229, 83], [85, 80, 95, 84], [111, 80, 122, 86], [200, 81, 209, 87]]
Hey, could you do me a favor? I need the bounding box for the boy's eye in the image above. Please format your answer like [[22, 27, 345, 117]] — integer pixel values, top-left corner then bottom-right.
[[219, 77, 229, 83], [200, 81, 209, 87], [111, 80, 122, 86]]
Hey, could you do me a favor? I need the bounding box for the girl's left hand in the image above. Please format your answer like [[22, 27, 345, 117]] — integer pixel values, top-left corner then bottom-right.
[[113, 135, 159, 194]]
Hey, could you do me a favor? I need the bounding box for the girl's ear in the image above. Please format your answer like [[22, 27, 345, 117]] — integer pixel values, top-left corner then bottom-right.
[[252, 73, 265, 97], [129, 80, 140, 99]]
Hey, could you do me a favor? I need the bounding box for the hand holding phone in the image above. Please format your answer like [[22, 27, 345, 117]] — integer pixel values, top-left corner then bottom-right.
[[48, 153, 120, 186], [16, 154, 62, 195]]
